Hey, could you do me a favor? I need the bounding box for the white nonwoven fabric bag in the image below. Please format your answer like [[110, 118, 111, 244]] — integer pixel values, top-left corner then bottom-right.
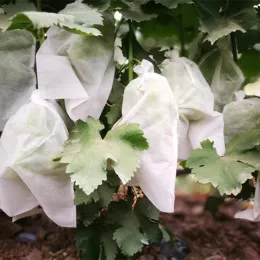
[[36, 14, 115, 121], [199, 44, 245, 111], [161, 50, 225, 160], [0, 30, 36, 130], [223, 97, 260, 143], [0, 90, 76, 227], [117, 60, 179, 213], [235, 173, 260, 222]]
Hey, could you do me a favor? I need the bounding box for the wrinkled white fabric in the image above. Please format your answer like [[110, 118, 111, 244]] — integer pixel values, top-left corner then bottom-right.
[[117, 60, 178, 213], [0, 30, 36, 130], [235, 173, 260, 222], [36, 14, 115, 121], [0, 90, 76, 227], [223, 98, 260, 143], [244, 78, 260, 97], [161, 50, 225, 160], [199, 48, 245, 111]]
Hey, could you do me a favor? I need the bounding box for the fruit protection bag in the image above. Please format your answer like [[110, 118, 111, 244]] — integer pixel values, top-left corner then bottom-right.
[[117, 60, 178, 213], [0, 30, 36, 130], [36, 15, 115, 121], [223, 97, 260, 143], [199, 45, 245, 111], [235, 173, 260, 222], [0, 90, 76, 227], [161, 50, 225, 160]]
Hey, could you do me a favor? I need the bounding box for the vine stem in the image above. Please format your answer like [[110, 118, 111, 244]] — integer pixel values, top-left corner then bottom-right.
[[36, 0, 41, 11], [115, 18, 124, 38], [36, 0, 45, 45], [230, 33, 238, 63], [178, 5, 185, 57], [128, 20, 133, 83]]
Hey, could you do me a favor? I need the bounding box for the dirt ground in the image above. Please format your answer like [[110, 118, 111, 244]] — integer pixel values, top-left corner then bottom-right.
[[1, 195, 260, 260]]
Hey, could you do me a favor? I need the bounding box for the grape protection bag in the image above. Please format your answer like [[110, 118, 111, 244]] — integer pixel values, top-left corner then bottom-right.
[[0, 30, 36, 130], [36, 14, 115, 121], [116, 60, 178, 213], [223, 97, 260, 143], [0, 90, 76, 227], [161, 50, 225, 160], [235, 173, 260, 222], [199, 43, 245, 111]]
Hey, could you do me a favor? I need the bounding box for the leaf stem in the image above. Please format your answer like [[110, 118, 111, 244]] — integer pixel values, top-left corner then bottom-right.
[[115, 18, 124, 38], [178, 5, 185, 57], [36, 0, 41, 11], [230, 33, 238, 63], [128, 20, 133, 83], [36, 0, 45, 45]]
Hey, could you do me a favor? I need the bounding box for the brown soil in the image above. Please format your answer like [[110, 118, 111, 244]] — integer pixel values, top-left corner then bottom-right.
[[1, 195, 260, 260], [161, 195, 260, 260]]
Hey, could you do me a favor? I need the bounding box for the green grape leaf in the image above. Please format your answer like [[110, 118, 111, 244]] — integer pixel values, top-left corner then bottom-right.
[[98, 182, 115, 208], [106, 80, 124, 125], [75, 181, 115, 207], [106, 171, 121, 186], [61, 118, 148, 195], [138, 3, 199, 50], [154, 0, 192, 9], [74, 186, 99, 206], [8, 1, 102, 36], [238, 49, 260, 83], [76, 223, 101, 260], [159, 225, 171, 242], [78, 201, 101, 227], [101, 231, 118, 260], [137, 215, 162, 243], [108, 80, 125, 104], [106, 105, 122, 126], [75, 187, 94, 206], [112, 0, 157, 22], [0, 0, 35, 30], [59, 1, 103, 26], [196, 0, 258, 44], [203, 20, 246, 45], [135, 197, 160, 221], [113, 226, 145, 256], [186, 140, 255, 196]]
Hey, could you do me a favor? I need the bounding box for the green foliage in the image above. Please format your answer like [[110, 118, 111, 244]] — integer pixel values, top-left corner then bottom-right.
[[0, 0, 36, 30], [8, 1, 103, 36], [112, 0, 157, 22], [106, 80, 124, 126], [238, 49, 260, 83], [195, 0, 259, 44], [154, 0, 192, 9], [186, 125, 260, 195], [76, 194, 166, 259], [2, 0, 260, 258], [60, 118, 148, 195]]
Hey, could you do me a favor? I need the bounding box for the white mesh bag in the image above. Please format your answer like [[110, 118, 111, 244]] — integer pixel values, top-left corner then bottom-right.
[[0, 90, 76, 227], [235, 173, 260, 222], [36, 14, 115, 121], [223, 97, 260, 143], [116, 60, 179, 213], [199, 44, 245, 111], [161, 50, 225, 159], [0, 30, 36, 130]]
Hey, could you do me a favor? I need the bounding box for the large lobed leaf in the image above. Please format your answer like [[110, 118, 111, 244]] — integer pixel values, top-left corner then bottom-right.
[[0, 0, 36, 30], [186, 125, 260, 195], [154, 0, 192, 9], [8, 1, 102, 36], [60, 118, 148, 195], [196, 0, 259, 44]]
